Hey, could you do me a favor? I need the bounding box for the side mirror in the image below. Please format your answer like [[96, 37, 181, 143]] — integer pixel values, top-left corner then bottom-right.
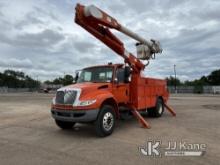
[[114, 78, 118, 84], [74, 71, 79, 83], [124, 66, 131, 83], [124, 66, 131, 77]]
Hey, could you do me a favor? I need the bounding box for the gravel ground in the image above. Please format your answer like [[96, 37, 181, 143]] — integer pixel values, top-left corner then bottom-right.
[[0, 93, 219, 165]]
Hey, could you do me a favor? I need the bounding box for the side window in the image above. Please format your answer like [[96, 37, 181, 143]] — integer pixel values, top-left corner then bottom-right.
[[84, 72, 92, 81], [116, 68, 125, 83], [97, 71, 113, 81], [106, 71, 113, 81], [99, 72, 105, 80]]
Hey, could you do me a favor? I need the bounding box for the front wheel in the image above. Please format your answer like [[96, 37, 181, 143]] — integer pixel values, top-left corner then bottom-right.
[[95, 105, 116, 137], [55, 120, 75, 129]]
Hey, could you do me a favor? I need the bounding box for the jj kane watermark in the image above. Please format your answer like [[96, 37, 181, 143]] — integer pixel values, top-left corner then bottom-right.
[[139, 140, 206, 157]]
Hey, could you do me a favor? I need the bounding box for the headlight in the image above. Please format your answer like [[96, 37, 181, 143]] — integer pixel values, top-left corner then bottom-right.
[[78, 99, 96, 106], [52, 97, 56, 104]]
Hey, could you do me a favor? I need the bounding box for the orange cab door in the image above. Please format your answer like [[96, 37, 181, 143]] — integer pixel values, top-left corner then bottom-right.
[[112, 67, 129, 103], [113, 83, 129, 103]]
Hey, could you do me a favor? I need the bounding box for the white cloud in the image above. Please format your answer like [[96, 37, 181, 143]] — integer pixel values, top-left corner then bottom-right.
[[0, 58, 33, 68], [0, 0, 219, 81]]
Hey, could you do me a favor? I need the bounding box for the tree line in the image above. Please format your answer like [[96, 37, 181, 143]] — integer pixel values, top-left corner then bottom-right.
[[166, 69, 220, 86], [0, 70, 75, 88], [0, 70, 40, 88], [44, 75, 74, 86], [0, 69, 219, 88]]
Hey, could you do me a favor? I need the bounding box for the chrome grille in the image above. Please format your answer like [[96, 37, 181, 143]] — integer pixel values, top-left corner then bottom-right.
[[64, 91, 77, 104], [56, 91, 64, 104], [55, 90, 77, 104]]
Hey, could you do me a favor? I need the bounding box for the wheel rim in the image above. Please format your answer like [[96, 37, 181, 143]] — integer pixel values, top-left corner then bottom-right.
[[103, 112, 114, 131], [158, 105, 163, 114]]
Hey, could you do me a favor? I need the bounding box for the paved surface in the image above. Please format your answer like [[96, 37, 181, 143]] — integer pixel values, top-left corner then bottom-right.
[[0, 93, 219, 165]]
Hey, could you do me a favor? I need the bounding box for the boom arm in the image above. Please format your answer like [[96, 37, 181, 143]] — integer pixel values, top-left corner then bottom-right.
[[75, 4, 162, 72]]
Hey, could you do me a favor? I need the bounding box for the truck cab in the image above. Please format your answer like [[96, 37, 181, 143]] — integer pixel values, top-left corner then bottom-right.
[[51, 63, 169, 137], [51, 63, 132, 136]]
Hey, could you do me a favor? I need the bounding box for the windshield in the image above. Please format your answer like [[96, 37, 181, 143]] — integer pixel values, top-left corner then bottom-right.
[[77, 67, 113, 83]]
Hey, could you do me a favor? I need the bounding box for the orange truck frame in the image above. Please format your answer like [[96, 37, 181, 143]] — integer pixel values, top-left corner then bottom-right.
[[51, 4, 176, 137]]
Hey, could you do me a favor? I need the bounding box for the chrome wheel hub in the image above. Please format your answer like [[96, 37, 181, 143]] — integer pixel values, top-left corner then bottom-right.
[[103, 112, 114, 131]]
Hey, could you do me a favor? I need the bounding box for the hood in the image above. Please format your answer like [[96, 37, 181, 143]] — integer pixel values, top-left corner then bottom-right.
[[58, 82, 110, 93]]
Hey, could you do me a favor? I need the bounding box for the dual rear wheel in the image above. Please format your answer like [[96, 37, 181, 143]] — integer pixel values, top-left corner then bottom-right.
[[147, 98, 164, 117]]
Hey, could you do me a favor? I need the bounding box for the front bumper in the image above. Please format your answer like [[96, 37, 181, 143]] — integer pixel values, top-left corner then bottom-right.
[[51, 109, 99, 122]]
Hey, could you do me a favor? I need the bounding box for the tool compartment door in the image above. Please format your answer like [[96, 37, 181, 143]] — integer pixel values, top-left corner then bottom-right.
[[145, 78, 167, 108]]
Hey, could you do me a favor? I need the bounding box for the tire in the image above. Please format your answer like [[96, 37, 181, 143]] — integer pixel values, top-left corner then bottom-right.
[[95, 105, 116, 137], [147, 107, 155, 117], [120, 110, 133, 120], [147, 98, 164, 118], [55, 120, 75, 129]]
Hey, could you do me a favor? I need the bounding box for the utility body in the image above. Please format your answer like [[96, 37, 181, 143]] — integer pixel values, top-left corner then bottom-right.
[[51, 4, 175, 137]]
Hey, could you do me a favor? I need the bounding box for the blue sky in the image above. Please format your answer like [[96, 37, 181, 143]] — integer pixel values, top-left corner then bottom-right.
[[0, 0, 219, 81]]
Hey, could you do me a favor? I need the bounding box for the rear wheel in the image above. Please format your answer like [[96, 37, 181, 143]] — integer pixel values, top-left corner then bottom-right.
[[55, 120, 75, 129], [95, 105, 116, 137], [120, 110, 133, 120], [147, 98, 164, 117]]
